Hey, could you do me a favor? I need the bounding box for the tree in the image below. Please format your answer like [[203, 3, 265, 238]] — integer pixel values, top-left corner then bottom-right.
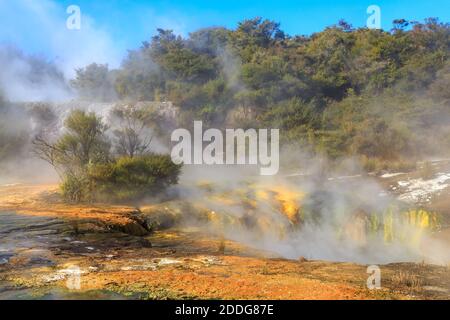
[[35, 17, 450, 172], [114, 49, 165, 100], [147, 29, 183, 58], [33, 109, 182, 203], [33, 110, 110, 187], [392, 19, 410, 33], [232, 17, 285, 49], [337, 20, 353, 32], [57, 110, 110, 169], [71, 63, 117, 101], [110, 104, 154, 158], [188, 27, 230, 55], [162, 47, 216, 82]]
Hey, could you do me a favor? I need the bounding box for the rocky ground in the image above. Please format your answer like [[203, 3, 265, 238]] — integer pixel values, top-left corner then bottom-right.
[[0, 183, 449, 300]]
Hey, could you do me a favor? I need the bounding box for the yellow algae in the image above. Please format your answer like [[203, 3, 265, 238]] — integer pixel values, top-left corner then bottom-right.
[[255, 190, 270, 201], [183, 181, 440, 249], [255, 184, 304, 223], [383, 209, 394, 243], [369, 213, 380, 236], [208, 194, 239, 206], [403, 209, 438, 230]]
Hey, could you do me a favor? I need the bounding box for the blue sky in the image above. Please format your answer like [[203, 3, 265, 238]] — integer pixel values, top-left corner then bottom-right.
[[58, 0, 450, 38], [0, 0, 449, 75]]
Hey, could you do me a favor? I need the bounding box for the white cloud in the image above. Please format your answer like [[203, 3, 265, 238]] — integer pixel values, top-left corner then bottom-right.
[[0, 0, 122, 78]]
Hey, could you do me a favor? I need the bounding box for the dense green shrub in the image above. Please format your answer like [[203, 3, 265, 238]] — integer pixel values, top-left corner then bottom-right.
[[89, 154, 182, 202], [34, 109, 182, 203], [61, 174, 91, 203]]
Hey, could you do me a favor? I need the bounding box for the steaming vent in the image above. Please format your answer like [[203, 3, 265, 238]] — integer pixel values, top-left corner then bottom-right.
[[177, 180, 441, 264]]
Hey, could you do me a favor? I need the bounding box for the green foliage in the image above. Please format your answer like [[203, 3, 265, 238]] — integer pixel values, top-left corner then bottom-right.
[[35, 109, 182, 203], [33, 110, 110, 202], [429, 62, 450, 101], [70, 17, 450, 165], [61, 174, 91, 203], [110, 104, 156, 157], [71, 63, 117, 102], [115, 50, 165, 100], [230, 17, 285, 61], [56, 110, 110, 171], [261, 97, 320, 131], [89, 155, 182, 202], [241, 55, 285, 90], [163, 47, 216, 82]]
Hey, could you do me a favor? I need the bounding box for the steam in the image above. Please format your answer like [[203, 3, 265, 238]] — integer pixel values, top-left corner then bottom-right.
[[0, 0, 125, 102], [0, 46, 72, 102], [217, 47, 244, 91], [0, 0, 122, 79], [174, 155, 449, 265], [0, 100, 58, 184]]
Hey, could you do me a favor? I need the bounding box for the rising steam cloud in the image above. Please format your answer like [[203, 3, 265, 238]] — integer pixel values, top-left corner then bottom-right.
[[174, 158, 448, 265]]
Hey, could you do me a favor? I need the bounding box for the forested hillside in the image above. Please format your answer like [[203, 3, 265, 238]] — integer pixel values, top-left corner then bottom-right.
[[3, 17, 450, 171]]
